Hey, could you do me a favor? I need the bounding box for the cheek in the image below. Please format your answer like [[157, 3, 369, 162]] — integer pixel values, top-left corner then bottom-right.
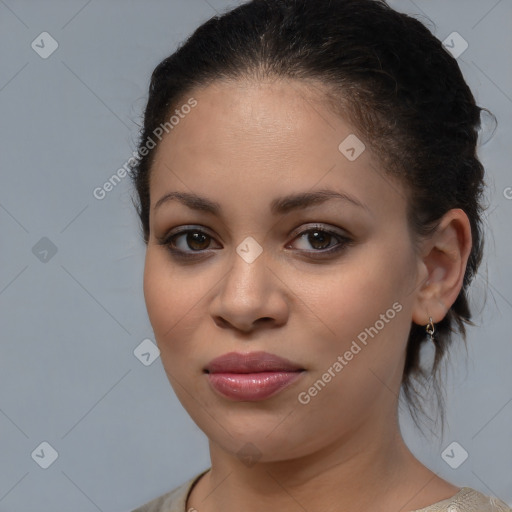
[[142, 250, 209, 406], [142, 247, 219, 373], [308, 259, 395, 331], [302, 244, 413, 371], [143, 249, 195, 346], [143, 249, 171, 330]]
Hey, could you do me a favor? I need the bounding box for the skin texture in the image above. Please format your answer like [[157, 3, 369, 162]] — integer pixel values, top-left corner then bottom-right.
[[143, 78, 472, 512]]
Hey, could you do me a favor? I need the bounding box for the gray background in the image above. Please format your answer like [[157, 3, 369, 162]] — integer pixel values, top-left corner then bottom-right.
[[0, 1, 510, 511]]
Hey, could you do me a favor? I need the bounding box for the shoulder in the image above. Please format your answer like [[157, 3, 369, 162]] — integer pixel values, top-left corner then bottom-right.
[[412, 487, 512, 512], [131, 470, 209, 512]]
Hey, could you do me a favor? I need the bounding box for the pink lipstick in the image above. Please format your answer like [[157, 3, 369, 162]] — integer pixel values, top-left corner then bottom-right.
[[204, 351, 305, 401]]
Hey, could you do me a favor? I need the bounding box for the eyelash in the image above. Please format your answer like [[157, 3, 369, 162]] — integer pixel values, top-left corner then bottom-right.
[[157, 224, 354, 261]]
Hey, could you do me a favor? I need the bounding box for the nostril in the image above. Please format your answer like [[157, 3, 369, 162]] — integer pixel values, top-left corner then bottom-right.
[[254, 317, 275, 328], [213, 316, 229, 328]]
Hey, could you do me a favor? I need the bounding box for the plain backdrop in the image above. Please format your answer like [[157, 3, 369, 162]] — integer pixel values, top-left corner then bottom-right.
[[0, 1, 511, 511]]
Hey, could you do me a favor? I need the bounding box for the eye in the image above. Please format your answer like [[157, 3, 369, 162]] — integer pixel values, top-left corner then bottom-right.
[[158, 226, 221, 258], [286, 224, 353, 255], [157, 223, 353, 261]]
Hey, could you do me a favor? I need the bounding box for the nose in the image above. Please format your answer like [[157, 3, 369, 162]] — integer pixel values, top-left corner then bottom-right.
[[209, 244, 289, 333]]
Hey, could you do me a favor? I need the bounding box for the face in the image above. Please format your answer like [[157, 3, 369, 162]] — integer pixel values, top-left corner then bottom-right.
[[143, 79, 424, 462]]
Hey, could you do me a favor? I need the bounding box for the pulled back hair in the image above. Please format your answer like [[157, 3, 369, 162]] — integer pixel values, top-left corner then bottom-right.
[[129, 0, 491, 433]]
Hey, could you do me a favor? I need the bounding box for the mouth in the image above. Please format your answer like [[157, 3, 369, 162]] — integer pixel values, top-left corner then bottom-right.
[[204, 351, 305, 401]]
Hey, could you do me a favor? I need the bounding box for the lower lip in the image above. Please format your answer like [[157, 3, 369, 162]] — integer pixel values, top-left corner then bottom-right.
[[206, 371, 304, 401]]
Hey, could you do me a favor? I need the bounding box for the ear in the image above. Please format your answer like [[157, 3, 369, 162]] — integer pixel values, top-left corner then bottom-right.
[[411, 208, 473, 327]]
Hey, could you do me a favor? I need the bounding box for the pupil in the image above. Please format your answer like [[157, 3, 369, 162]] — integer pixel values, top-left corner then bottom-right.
[[309, 231, 330, 250], [188, 232, 208, 250]]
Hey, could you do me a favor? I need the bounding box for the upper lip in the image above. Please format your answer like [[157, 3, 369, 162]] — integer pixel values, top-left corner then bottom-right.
[[204, 351, 304, 373]]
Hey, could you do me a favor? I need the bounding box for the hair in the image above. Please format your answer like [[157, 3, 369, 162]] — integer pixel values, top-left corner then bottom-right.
[[129, 0, 492, 434]]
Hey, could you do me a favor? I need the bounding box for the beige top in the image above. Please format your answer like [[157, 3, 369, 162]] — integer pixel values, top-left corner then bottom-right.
[[131, 470, 512, 512]]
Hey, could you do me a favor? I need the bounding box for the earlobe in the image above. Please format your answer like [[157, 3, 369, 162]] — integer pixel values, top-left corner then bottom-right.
[[411, 208, 472, 325]]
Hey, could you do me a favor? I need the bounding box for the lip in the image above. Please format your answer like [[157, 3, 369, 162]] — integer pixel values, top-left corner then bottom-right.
[[204, 351, 305, 401], [205, 351, 304, 373]]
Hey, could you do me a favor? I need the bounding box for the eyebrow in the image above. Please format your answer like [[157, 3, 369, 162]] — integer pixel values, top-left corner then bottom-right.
[[153, 189, 370, 216]]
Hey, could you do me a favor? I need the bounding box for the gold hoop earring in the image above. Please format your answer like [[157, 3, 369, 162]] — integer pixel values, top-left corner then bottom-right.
[[426, 316, 435, 341]]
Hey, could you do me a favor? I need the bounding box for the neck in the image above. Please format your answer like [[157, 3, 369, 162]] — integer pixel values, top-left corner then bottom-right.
[[189, 406, 436, 512]]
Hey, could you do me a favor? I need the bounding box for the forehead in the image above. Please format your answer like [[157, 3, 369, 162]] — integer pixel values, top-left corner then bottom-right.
[[148, 79, 408, 223]]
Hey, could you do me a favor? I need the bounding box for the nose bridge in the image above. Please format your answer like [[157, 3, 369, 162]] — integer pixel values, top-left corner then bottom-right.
[[225, 237, 269, 302], [211, 237, 287, 330]]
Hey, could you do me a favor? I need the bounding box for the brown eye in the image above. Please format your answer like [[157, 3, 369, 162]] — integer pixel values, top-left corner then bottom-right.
[[305, 230, 333, 250], [157, 226, 223, 259], [183, 231, 211, 251], [289, 226, 351, 253], [169, 230, 216, 252]]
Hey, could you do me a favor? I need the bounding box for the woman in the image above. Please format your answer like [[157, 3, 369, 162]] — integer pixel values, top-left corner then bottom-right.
[[129, 0, 511, 511]]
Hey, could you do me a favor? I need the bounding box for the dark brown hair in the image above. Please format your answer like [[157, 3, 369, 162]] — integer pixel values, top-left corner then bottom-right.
[[129, 0, 492, 433]]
